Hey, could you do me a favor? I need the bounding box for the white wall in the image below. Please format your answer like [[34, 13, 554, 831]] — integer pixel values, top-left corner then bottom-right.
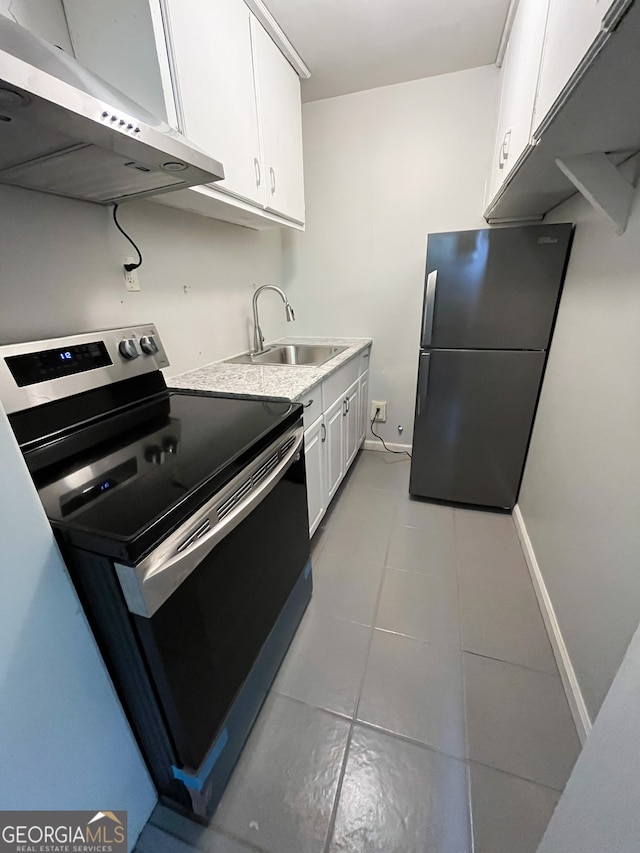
[[537, 618, 640, 853], [0, 405, 156, 847], [0, 186, 288, 375], [0, 0, 74, 52], [518, 175, 640, 720], [283, 65, 499, 446]]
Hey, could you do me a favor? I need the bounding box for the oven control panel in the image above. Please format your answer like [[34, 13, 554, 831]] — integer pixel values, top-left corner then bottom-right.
[[6, 340, 113, 387], [0, 324, 169, 414]]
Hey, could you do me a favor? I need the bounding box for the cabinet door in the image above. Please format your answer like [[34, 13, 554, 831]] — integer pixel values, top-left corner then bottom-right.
[[251, 16, 305, 224], [304, 416, 326, 536], [486, 0, 550, 203], [533, 0, 610, 135], [325, 396, 345, 503], [344, 379, 360, 470], [358, 370, 369, 447], [163, 0, 263, 205]]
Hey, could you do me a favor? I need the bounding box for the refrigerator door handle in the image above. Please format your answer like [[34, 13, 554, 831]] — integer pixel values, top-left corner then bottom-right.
[[422, 270, 438, 347], [417, 352, 431, 417]]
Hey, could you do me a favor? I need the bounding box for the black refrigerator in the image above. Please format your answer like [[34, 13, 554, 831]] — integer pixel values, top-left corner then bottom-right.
[[409, 223, 573, 509]]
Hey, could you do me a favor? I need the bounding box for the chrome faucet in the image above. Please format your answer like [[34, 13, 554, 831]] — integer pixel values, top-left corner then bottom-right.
[[252, 285, 295, 353]]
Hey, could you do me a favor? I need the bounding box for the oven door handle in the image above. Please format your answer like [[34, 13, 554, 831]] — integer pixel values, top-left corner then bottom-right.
[[115, 425, 305, 618]]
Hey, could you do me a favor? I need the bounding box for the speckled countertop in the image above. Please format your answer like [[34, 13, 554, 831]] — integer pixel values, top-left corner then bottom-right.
[[169, 337, 372, 401]]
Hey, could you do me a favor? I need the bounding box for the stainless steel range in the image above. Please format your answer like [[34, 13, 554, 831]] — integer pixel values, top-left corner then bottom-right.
[[0, 325, 312, 818]]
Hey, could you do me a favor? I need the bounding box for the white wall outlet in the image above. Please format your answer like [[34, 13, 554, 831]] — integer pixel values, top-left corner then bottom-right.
[[123, 257, 140, 291], [371, 401, 387, 422]]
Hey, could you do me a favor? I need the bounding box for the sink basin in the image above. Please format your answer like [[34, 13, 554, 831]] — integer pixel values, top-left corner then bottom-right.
[[226, 344, 347, 367]]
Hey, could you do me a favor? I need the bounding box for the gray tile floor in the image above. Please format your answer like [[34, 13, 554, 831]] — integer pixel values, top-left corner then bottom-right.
[[136, 450, 581, 853]]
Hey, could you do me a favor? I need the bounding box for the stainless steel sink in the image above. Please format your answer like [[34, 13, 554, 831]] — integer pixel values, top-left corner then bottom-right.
[[225, 344, 347, 367]]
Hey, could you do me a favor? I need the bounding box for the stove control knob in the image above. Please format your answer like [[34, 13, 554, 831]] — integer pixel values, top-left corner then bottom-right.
[[145, 445, 165, 465], [140, 334, 159, 355], [119, 338, 140, 360], [163, 437, 178, 455]]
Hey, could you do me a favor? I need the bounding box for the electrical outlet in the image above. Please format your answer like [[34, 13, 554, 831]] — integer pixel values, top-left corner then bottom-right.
[[371, 400, 387, 422], [123, 257, 140, 291]]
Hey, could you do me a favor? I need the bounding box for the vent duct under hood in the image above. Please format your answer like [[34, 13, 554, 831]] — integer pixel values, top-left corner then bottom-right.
[[0, 15, 224, 204]]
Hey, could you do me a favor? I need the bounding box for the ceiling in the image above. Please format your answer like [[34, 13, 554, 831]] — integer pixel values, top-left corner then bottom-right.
[[265, 0, 513, 102]]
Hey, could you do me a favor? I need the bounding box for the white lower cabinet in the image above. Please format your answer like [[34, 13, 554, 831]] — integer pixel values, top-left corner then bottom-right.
[[358, 369, 369, 446], [343, 379, 360, 471], [300, 348, 371, 535], [303, 415, 326, 537], [324, 394, 346, 505]]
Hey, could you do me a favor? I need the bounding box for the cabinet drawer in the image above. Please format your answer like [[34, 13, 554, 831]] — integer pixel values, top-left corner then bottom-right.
[[359, 347, 371, 375], [323, 358, 360, 409], [296, 384, 323, 430]]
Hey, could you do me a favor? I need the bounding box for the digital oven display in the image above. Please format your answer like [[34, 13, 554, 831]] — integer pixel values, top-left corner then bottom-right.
[[5, 341, 113, 387]]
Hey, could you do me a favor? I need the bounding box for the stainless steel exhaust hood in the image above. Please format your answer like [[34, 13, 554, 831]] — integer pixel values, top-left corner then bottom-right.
[[0, 15, 224, 204]]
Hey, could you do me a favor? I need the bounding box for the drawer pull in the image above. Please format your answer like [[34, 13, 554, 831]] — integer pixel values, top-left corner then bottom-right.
[[303, 399, 314, 408]]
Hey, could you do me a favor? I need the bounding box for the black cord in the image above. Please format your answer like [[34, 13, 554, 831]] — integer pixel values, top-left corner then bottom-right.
[[370, 411, 412, 458], [113, 204, 143, 271]]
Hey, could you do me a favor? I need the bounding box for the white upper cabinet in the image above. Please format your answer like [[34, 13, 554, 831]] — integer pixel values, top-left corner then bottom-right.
[[484, 0, 634, 224], [163, 0, 262, 207], [61, 0, 307, 229], [532, 0, 616, 136], [251, 17, 305, 224], [486, 0, 550, 203]]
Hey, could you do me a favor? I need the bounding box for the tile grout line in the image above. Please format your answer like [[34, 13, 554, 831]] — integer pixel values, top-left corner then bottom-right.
[[321, 721, 355, 853], [466, 754, 567, 795], [462, 648, 564, 678], [321, 488, 399, 853], [349, 716, 468, 765], [452, 508, 475, 853], [267, 688, 355, 726]]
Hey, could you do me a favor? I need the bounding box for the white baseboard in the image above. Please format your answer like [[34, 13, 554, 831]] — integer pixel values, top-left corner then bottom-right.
[[363, 439, 412, 453], [513, 505, 591, 744]]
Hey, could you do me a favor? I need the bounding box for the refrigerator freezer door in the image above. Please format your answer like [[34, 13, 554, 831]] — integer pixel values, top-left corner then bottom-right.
[[409, 349, 546, 508], [421, 224, 573, 350]]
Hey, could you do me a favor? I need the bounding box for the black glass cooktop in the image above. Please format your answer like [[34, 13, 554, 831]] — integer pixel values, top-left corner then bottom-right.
[[30, 391, 300, 563]]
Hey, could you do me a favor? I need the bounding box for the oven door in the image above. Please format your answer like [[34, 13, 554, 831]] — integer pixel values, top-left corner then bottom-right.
[[115, 421, 311, 775]]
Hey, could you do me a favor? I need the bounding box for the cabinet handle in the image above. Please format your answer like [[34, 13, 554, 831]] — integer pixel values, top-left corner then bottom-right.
[[346, 397, 350, 413], [254, 157, 261, 187], [321, 423, 326, 442], [342, 399, 347, 417], [269, 166, 276, 195], [303, 398, 314, 408], [498, 129, 511, 171]]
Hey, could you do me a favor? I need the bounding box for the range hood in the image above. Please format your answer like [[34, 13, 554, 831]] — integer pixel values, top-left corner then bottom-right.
[[0, 15, 224, 204]]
